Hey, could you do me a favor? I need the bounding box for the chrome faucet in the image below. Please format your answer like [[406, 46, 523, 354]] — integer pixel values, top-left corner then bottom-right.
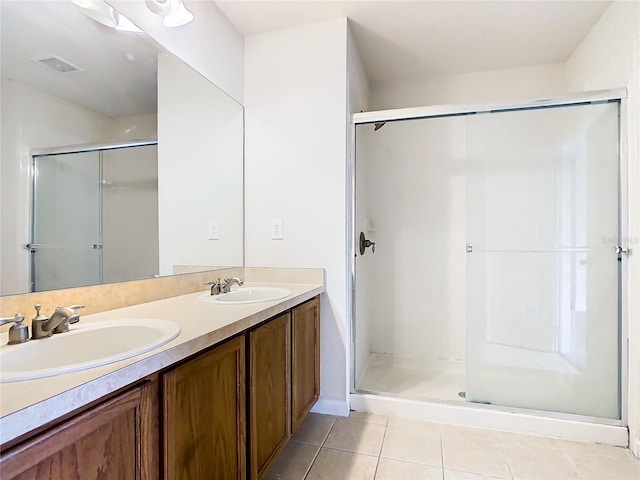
[[31, 304, 85, 339], [204, 277, 244, 296], [220, 277, 244, 293]]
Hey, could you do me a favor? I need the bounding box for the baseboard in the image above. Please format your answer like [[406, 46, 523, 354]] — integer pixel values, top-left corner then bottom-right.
[[311, 397, 350, 417], [632, 438, 640, 458]]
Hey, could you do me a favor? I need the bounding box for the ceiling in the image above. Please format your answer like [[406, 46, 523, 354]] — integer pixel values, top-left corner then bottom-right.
[[1, 1, 159, 118], [215, 0, 612, 85]]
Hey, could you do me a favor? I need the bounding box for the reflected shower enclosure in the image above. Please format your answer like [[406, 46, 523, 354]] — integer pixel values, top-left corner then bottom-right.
[[29, 142, 158, 292], [353, 98, 622, 421]]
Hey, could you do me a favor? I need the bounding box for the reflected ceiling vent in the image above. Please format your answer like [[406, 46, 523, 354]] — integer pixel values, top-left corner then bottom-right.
[[33, 56, 83, 74]]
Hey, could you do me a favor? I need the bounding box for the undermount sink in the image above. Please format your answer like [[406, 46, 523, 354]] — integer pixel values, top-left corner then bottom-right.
[[199, 287, 292, 305], [0, 319, 181, 383]]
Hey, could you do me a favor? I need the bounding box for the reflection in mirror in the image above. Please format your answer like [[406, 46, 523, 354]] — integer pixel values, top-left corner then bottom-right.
[[30, 142, 159, 292], [0, 0, 244, 295]]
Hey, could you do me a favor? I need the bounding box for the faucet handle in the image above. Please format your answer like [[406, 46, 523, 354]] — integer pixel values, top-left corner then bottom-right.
[[0, 313, 25, 327], [0, 314, 29, 345], [204, 279, 222, 295]]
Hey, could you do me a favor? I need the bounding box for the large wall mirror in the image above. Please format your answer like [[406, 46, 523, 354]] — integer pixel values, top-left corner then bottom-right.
[[0, 0, 244, 296]]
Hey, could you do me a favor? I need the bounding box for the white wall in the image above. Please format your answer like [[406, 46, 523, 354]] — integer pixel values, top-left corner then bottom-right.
[[371, 63, 566, 111], [157, 53, 243, 275], [0, 80, 113, 295], [107, 113, 157, 142], [348, 22, 372, 387], [108, 0, 244, 104], [244, 18, 350, 414], [565, 0, 640, 456]]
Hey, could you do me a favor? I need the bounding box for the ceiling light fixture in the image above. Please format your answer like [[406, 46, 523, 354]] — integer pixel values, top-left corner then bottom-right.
[[145, 0, 194, 27], [73, 0, 119, 28], [70, 0, 142, 33], [115, 15, 143, 33]]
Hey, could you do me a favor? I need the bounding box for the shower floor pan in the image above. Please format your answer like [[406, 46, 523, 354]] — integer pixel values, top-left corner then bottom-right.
[[356, 353, 465, 403]]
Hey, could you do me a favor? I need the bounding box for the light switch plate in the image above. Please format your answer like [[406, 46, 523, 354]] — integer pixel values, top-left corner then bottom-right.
[[208, 221, 219, 240], [271, 219, 283, 240]]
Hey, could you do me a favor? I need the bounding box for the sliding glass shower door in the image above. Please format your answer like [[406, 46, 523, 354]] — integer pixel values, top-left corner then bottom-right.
[[465, 102, 620, 419], [31, 151, 102, 291]]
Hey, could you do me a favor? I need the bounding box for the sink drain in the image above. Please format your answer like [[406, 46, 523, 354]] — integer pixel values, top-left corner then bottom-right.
[[458, 391, 466, 399]]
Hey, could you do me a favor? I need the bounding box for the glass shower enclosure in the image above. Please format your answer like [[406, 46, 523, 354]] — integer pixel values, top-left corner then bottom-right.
[[352, 94, 624, 421], [29, 142, 158, 292]]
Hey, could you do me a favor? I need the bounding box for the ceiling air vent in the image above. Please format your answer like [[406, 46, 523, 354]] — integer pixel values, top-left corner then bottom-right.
[[33, 56, 83, 74]]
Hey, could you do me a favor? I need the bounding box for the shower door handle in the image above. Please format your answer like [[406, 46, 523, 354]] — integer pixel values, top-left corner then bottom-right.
[[359, 232, 376, 255], [25, 243, 67, 252]]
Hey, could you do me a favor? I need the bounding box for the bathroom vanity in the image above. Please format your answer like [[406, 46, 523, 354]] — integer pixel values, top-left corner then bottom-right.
[[0, 282, 322, 480]]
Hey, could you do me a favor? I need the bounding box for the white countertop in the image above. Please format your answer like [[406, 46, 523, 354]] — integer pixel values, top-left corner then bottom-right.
[[0, 282, 324, 446]]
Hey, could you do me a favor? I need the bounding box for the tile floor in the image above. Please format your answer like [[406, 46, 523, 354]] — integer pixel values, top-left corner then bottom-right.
[[266, 412, 640, 480]]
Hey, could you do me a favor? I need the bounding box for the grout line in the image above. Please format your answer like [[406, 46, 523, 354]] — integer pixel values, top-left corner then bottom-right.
[[440, 432, 445, 480], [302, 416, 337, 480], [497, 441, 516, 480], [320, 416, 337, 447], [560, 449, 586, 480], [372, 455, 382, 479], [372, 422, 389, 479], [302, 445, 322, 480], [320, 446, 380, 457]]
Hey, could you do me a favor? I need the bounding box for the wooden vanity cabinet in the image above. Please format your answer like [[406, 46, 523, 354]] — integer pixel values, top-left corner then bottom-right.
[[0, 379, 159, 480], [291, 296, 320, 433], [248, 296, 320, 479], [162, 335, 246, 480], [0, 295, 320, 480], [249, 313, 291, 479]]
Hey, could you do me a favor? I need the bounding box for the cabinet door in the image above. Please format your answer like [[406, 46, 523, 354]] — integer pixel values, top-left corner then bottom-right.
[[0, 381, 157, 480], [291, 296, 320, 432], [249, 313, 291, 479], [163, 336, 246, 480]]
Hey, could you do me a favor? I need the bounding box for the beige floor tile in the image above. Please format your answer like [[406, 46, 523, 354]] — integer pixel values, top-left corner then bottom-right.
[[387, 416, 443, 431], [375, 458, 444, 480], [569, 452, 640, 480], [381, 425, 443, 467], [497, 431, 571, 450], [441, 424, 501, 444], [444, 469, 509, 480], [560, 439, 634, 460], [325, 417, 387, 456], [292, 413, 336, 446], [349, 411, 390, 426], [305, 448, 378, 480], [502, 442, 580, 480], [441, 434, 511, 479], [264, 442, 319, 480]]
